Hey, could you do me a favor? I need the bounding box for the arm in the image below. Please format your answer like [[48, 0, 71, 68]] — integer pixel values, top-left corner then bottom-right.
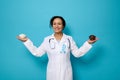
[[23, 39, 46, 57], [70, 37, 92, 58], [17, 34, 46, 57]]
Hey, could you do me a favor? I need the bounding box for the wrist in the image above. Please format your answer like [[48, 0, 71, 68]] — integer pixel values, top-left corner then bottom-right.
[[87, 41, 93, 44]]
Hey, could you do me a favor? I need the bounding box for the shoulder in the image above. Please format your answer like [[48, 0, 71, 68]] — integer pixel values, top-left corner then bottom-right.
[[64, 34, 73, 40], [43, 34, 53, 41], [64, 34, 76, 43]]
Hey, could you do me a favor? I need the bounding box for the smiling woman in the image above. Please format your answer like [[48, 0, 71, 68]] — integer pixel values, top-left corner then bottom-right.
[[0, 0, 120, 80], [17, 16, 97, 80]]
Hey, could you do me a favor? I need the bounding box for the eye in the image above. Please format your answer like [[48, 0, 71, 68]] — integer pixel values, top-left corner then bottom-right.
[[58, 23, 62, 25], [53, 23, 56, 25]]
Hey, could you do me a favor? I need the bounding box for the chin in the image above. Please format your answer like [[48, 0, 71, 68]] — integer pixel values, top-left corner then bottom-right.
[[54, 31, 62, 33]]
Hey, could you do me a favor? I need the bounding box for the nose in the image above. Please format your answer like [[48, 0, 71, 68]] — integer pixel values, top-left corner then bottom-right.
[[54, 24, 59, 27]]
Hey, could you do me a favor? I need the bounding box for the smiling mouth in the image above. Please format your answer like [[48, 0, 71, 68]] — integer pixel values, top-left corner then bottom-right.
[[54, 28, 60, 30]]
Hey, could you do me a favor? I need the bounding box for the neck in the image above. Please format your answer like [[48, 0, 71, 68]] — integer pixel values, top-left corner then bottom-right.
[[54, 32, 63, 36], [54, 32, 63, 40]]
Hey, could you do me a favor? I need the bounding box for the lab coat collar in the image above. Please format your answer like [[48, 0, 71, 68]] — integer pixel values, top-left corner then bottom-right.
[[50, 33, 67, 43]]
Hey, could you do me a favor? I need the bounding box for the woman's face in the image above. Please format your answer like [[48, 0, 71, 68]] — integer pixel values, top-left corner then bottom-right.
[[52, 18, 64, 33]]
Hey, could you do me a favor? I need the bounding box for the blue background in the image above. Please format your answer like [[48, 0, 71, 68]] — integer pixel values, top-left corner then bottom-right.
[[0, 0, 120, 80]]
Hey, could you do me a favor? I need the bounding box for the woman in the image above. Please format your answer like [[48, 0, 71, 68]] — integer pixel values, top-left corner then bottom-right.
[[17, 16, 97, 80]]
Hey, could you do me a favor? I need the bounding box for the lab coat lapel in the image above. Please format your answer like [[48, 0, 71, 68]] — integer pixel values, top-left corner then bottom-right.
[[51, 33, 66, 43], [60, 33, 67, 44], [51, 33, 62, 44]]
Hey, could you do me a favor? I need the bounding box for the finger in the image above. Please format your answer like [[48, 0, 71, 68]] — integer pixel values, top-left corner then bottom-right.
[[16, 36, 24, 41], [16, 36, 21, 39], [92, 38, 98, 42]]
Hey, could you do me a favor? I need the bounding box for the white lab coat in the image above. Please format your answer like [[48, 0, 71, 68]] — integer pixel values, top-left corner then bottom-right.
[[23, 33, 92, 80]]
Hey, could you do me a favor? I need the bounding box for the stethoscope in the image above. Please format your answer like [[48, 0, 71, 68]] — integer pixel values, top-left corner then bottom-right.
[[49, 38, 71, 50]]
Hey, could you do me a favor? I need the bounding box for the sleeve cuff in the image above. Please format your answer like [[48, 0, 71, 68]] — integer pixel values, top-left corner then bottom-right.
[[23, 39, 31, 46], [84, 41, 92, 49]]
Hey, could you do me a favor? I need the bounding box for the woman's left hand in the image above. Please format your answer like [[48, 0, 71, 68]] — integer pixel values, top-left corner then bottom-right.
[[87, 38, 98, 44]]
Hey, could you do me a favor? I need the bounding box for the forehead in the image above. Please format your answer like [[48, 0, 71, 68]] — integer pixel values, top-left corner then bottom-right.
[[53, 18, 62, 22]]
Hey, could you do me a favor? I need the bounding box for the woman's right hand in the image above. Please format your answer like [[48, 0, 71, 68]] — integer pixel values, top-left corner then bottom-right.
[[16, 34, 28, 42]]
